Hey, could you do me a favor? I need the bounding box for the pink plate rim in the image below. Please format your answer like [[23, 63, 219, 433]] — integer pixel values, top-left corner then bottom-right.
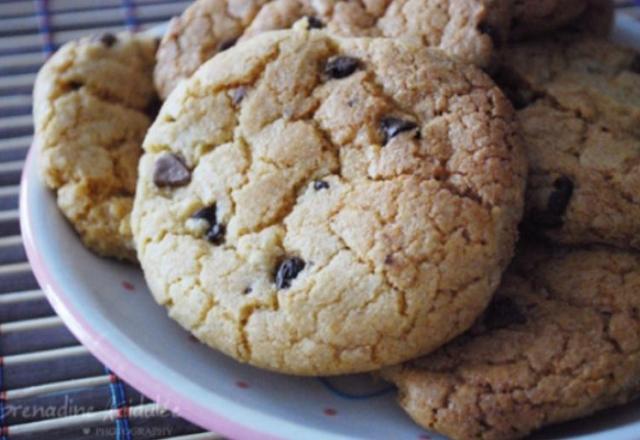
[[20, 144, 281, 440]]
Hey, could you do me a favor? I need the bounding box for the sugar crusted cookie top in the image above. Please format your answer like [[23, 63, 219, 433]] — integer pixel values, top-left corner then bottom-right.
[[383, 243, 640, 440], [34, 32, 158, 261], [133, 27, 526, 375]]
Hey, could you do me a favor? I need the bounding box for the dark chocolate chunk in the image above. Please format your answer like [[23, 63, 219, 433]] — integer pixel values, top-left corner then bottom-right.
[[630, 55, 640, 74], [324, 56, 360, 79], [313, 180, 329, 190], [547, 176, 574, 216], [478, 22, 502, 48], [153, 153, 191, 187], [205, 223, 226, 245], [218, 38, 237, 52], [380, 117, 418, 145], [68, 80, 83, 91], [275, 257, 305, 289], [306, 16, 325, 29], [191, 205, 217, 224], [191, 204, 225, 245], [100, 33, 117, 48], [484, 297, 526, 330], [232, 87, 246, 105]]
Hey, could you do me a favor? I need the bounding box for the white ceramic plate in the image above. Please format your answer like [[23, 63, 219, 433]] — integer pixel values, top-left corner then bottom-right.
[[20, 14, 640, 440]]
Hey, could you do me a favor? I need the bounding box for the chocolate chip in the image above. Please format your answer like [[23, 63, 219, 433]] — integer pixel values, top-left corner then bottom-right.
[[630, 55, 640, 74], [484, 297, 526, 330], [547, 176, 574, 216], [191, 205, 216, 224], [275, 257, 305, 289], [153, 153, 191, 187], [306, 16, 325, 29], [191, 204, 226, 245], [380, 117, 418, 145], [100, 33, 117, 48], [324, 56, 360, 79], [232, 87, 246, 105], [68, 80, 83, 90], [313, 180, 329, 190], [384, 254, 394, 265], [243, 286, 253, 295], [478, 22, 502, 48], [218, 38, 237, 52], [205, 223, 226, 245]]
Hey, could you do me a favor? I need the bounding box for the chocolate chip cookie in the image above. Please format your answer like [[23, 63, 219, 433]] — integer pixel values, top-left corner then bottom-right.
[[154, 0, 512, 99], [498, 34, 640, 249], [131, 25, 526, 375], [34, 32, 158, 261], [383, 243, 640, 440]]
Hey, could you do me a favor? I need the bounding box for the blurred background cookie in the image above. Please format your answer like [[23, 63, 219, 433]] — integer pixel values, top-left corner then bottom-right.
[[498, 34, 640, 249], [153, 0, 513, 99], [34, 32, 159, 261], [384, 242, 640, 440]]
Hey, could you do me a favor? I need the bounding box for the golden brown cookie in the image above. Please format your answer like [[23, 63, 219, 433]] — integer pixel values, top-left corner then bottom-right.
[[498, 34, 640, 250], [383, 243, 640, 440], [132, 25, 526, 375], [34, 32, 158, 261], [153, 0, 512, 99]]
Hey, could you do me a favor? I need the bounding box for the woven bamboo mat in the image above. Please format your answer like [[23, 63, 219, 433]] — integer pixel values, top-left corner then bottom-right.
[[0, 1, 638, 439], [1, 2, 219, 439]]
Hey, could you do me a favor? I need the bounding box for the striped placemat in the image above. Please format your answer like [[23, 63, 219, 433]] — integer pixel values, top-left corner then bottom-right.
[[1, 2, 220, 439], [0, 1, 639, 440]]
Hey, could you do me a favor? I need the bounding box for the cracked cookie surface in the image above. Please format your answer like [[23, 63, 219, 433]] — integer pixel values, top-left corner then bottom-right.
[[34, 32, 158, 261], [132, 26, 526, 375], [498, 34, 640, 250], [383, 243, 640, 440], [153, 0, 512, 99]]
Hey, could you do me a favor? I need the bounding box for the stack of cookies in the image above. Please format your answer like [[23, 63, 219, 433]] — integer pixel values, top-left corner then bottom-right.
[[32, 0, 640, 438]]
